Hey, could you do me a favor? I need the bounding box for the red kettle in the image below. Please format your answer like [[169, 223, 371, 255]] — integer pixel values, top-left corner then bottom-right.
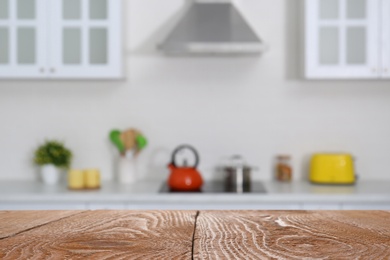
[[167, 145, 203, 191]]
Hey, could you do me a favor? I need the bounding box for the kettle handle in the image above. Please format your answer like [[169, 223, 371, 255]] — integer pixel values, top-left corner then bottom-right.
[[171, 145, 199, 168]]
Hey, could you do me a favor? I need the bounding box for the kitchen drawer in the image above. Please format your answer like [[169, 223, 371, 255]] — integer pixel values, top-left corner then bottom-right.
[[342, 203, 390, 210], [302, 203, 342, 210], [245, 203, 302, 210], [87, 203, 127, 210], [126, 204, 216, 210], [0, 203, 87, 210], [125, 203, 302, 210]]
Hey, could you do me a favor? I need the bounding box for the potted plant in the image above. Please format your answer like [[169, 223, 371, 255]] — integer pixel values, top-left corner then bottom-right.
[[34, 140, 72, 185]]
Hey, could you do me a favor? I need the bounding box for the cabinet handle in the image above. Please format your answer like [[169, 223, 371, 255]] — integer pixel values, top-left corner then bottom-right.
[[50, 68, 56, 73], [40, 68, 45, 73], [384, 68, 388, 73]]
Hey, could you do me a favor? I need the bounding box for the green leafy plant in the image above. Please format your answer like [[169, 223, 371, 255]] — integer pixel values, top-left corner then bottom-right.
[[34, 140, 72, 169]]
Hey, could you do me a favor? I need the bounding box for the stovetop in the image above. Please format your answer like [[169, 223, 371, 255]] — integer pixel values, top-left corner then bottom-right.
[[159, 181, 267, 193]]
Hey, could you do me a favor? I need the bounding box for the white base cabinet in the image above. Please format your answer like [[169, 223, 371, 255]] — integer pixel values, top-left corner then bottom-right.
[[1, 202, 389, 210], [1, 180, 389, 210], [302, 203, 342, 210], [0, 202, 87, 210], [341, 203, 390, 210], [87, 203, 127, 210]]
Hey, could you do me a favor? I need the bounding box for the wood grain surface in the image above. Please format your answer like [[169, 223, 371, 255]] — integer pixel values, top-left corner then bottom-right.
[[1, 210, 390, 259], [0, 211, 82, 239], [0, 210, 196, 259], [193, 210, 390, 259]]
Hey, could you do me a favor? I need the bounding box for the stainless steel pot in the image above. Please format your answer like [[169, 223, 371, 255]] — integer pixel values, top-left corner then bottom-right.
[[222, 155, 257, 193]]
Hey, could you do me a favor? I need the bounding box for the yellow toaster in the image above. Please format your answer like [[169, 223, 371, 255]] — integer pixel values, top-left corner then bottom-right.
[[309, 153, 355, 184]]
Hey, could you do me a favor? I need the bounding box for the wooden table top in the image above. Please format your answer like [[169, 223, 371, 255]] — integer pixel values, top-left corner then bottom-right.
[[1, 210, 390, 259]]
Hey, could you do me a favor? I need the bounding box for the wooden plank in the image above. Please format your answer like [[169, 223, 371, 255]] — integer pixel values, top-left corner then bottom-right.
[[193, 210, 390, 259], [0, 211, 83, 239], [0, 210, 196, 259]]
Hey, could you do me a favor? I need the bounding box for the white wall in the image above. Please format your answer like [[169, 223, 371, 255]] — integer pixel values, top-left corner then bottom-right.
[[1, 0, 390, 182]]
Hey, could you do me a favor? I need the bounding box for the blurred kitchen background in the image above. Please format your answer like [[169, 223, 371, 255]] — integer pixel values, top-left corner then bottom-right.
[[1, 0, 390, 210]]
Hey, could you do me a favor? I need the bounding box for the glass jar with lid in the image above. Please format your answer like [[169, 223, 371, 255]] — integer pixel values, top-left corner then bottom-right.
[[276, 155, 292, 182]]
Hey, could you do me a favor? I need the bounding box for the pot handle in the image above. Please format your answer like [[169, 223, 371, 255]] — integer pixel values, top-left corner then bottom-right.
[[171, 145, 199, 169]]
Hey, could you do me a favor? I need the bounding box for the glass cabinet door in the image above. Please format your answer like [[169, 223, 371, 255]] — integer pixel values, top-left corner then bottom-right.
[[382, 0, 390, 78], [49, 0, 122, 78], [305, 0, 380, 78], [0, 0, 47, 78]]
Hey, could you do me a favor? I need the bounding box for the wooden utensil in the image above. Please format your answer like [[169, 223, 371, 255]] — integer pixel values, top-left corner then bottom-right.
[[120, 129, 137, 151]]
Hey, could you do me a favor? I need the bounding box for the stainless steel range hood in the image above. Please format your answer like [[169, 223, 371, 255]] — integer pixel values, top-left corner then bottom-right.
[[158, 0, 267, 55]]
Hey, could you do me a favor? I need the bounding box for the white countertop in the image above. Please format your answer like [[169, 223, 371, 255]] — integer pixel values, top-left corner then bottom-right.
[[1, 180, 390, 204]]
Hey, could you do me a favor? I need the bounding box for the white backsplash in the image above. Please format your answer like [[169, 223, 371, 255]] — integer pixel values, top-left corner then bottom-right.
[[1, 0, 390, 181]]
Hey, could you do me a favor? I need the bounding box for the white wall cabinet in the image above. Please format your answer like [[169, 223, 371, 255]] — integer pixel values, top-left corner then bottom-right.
[[0, 0, 48, 78], [0, 0, 122, 79], [383, 0, 390, 78], [304, 0, 389, 79]]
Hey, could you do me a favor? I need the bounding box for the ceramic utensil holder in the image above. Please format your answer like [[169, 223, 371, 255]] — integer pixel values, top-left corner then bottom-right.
[[118, 151, 137, 184]]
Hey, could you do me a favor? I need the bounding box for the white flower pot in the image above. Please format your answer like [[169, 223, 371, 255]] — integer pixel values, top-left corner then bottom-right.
[[40, 164, 61, 185]]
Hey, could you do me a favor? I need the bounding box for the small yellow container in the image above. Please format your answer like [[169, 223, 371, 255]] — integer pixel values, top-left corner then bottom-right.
[[309, 153, 355, 184], [84, 169, 101, 189], [68, 169, 85, 189]]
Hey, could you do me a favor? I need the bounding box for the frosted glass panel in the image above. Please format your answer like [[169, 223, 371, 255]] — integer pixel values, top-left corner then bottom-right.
[[346, 27, 366, 64], [63, 28, 81, 64], [89, 28, 107, 64], [347, 0, 366, 19], [0, 28, 9, 64], [63, 0, 81, 20], [17, 27, 35, 64], [89, 0, 107, 20], [17, 0, 35, 19], [0, 0, 8, 19], [319, 27, 339, 65], [320, 0, 339, 19]]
